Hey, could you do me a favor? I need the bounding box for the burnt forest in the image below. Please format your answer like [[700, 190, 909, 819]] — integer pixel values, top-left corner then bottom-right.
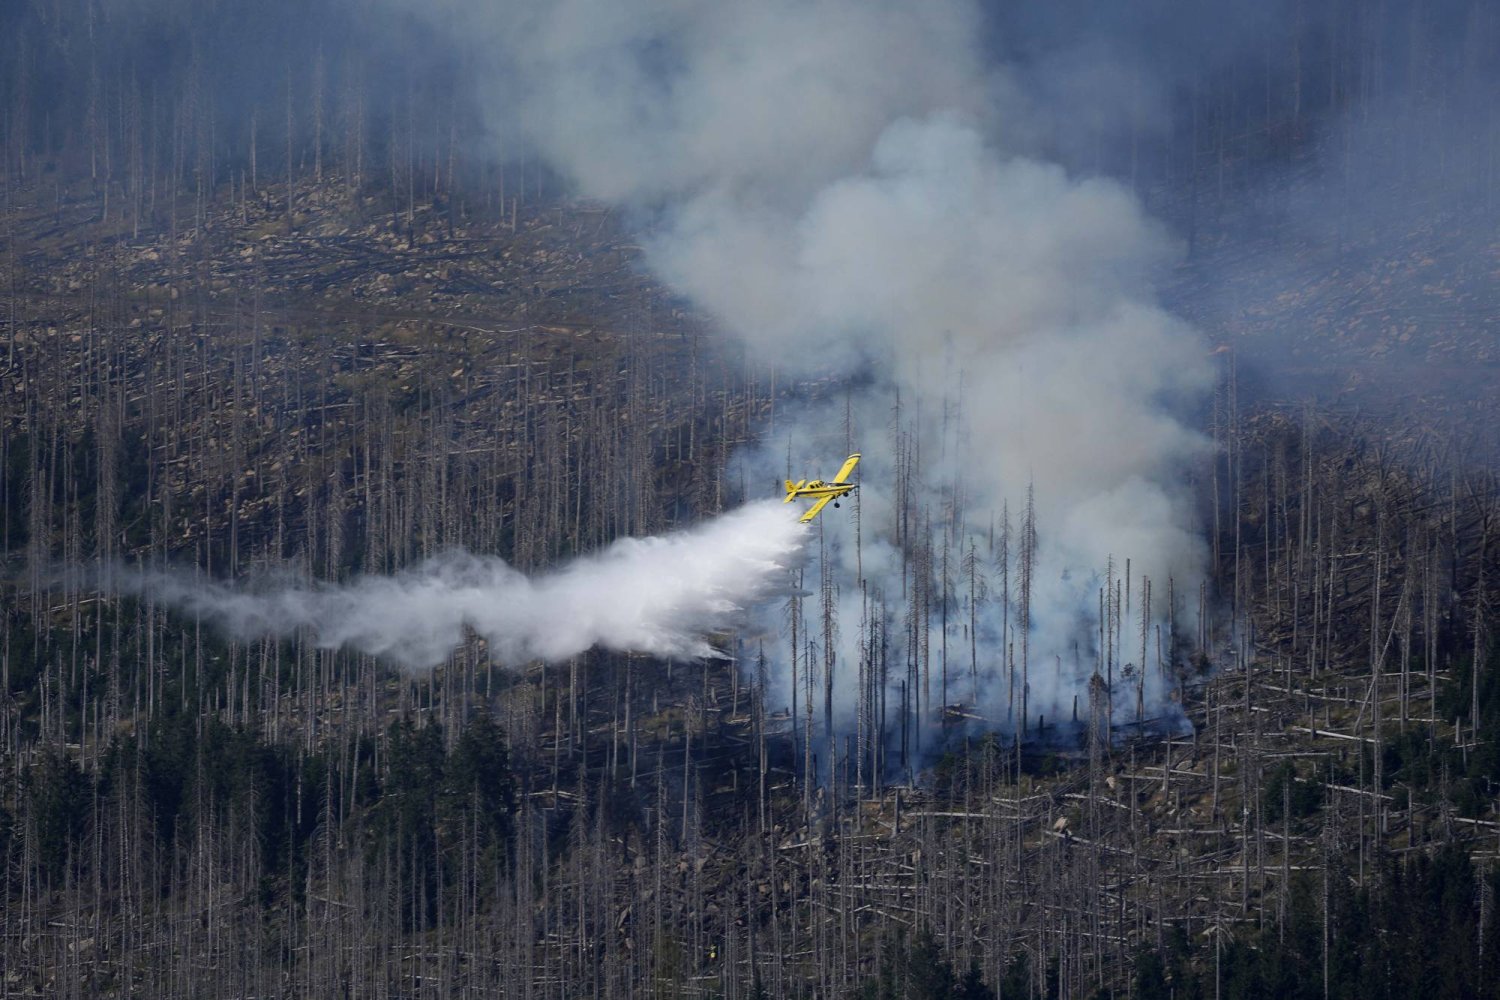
[[2, 1, 1500, 998]]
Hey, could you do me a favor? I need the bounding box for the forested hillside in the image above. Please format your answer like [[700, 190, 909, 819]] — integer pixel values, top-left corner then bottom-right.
[[3, 1, 1499, 998]]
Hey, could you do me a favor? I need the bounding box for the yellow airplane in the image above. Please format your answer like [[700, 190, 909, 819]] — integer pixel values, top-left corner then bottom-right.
[[784, 453, 861, 523]]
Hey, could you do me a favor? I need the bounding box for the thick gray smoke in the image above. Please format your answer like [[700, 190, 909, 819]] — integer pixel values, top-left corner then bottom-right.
[[83, 501, 807, 670], [400, 0, 1214, 736]]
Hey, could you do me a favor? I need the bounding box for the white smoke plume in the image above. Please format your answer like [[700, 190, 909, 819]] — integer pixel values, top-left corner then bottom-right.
[[394, 0, 1216, 738], [83, 501, 807, 670]]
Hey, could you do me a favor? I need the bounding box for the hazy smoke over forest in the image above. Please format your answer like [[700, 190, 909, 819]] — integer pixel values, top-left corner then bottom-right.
[[79, 502, 807, 670], [17, 0, 1494, 738], [402, 0, 1216, 732]]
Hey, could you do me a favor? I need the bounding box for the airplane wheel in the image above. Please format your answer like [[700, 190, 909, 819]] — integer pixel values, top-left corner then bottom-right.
[[834, 502, 840, 508]]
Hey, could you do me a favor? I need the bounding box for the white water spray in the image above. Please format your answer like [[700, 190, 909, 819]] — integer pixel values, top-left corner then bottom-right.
[[84, 501, 807, 670]]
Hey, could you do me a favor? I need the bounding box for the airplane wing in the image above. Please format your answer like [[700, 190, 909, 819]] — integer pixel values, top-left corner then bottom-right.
[[799, 496, 834, 523], [832, 453, 861, 484]]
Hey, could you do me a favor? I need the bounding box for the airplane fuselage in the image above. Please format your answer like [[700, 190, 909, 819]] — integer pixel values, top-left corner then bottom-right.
[[784, 480, 855, 500]]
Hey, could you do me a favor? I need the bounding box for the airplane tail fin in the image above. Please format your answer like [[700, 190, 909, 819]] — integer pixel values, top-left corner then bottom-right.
[[784, 479, 802, 501]]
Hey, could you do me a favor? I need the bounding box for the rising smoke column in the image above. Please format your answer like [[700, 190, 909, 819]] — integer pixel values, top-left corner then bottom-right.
[[403, 0, 1215, 729], [83, 501, 807, 670]]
